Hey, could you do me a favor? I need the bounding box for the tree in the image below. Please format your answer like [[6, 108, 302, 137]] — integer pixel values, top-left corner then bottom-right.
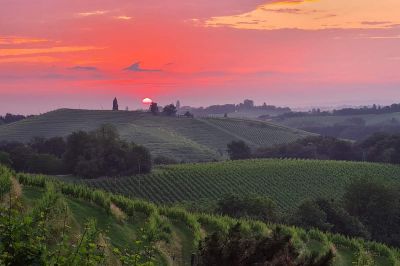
[[162, 104, 177, 116], [0, 151, 12, 167], [315, 198, 369, 238], [64, 125, 152, 178], [198, 223, 333, 266], [292, 200, 332, 231], [242, 99, 254, 109], [291, 199, 369, 238], [149, 102, 159, 115], [43, 137, 67, 158], [9, 145, 34, 171], [227, 140, 251, 160], [183, 111, 194, 118], [344, 179, 400, 246], [113, 97, 119, 111], [26, 153, 67, 175], [216, 193, 278, 222], [30, 136, 66, 158]]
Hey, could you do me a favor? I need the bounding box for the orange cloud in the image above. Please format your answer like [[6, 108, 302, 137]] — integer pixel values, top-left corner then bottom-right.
[[0, 36, 49, 45], [76, 10, 110, 17], [114, 16, 132, 20], [205, 0, 400, 30], [0, 46, 103, 57], [0, 56, 58, 64]]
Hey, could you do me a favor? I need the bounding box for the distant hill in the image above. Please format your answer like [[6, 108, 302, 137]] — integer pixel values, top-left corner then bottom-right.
[[274, 112, 400, 140], [79, 159, 400, 213], [0, 109, 311, 162], [275, 112, 400, 128]]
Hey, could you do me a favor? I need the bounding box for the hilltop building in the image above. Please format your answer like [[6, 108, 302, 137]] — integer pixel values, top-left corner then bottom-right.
[[113, 97, 119, 111]]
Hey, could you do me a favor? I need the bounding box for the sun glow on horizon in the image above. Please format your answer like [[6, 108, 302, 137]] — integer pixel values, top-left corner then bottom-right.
[[142, 98, 153, 105]]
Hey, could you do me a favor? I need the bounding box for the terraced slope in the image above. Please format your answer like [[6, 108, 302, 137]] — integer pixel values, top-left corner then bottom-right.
[[0, 109, 311, 161], [81, 159, 400, 213], [6, 168, 399, 266]]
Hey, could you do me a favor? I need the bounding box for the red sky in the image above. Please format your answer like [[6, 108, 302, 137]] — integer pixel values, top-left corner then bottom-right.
[[1, 0, 400, 114]]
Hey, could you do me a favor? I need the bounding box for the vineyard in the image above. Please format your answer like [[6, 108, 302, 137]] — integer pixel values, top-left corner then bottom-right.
[[199, 118, 310, 147], [0, 109, 311, 162], [81, 159, 400, 213], [1, 165, 399, 265]]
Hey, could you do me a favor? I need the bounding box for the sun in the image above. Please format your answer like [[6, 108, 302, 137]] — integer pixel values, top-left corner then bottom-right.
[[142, 98, 153, 105]]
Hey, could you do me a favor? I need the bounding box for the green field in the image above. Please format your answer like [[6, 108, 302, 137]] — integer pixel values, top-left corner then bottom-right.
[[276, 112, 400, 128], [2, 167, 398, 265], [79, 159, 400, 213], [0, 109, 311, 162]]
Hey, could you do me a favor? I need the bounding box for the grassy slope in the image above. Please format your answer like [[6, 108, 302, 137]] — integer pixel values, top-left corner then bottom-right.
[[81, 159, 400, 213], [0, 109, 311, 162], [18, 176, 400, 266], [276, 112, 400, 128]]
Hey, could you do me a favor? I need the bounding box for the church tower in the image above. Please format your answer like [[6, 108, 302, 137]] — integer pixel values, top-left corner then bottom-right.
[[113, 97, 119, 111]]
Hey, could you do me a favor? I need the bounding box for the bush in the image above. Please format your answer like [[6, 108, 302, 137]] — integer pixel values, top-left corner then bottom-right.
[[26, 153, 67, 175], [291, 199, 369, 239], [0, 151, 12, 167], [153, 155, 178, 165], [216, 193, 278, 222], [227, 141, 251, 160], [291, 200, 332, 231]]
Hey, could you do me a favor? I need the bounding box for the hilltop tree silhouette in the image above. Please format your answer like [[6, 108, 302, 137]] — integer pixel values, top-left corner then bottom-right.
[[149, 102, 159, 115]]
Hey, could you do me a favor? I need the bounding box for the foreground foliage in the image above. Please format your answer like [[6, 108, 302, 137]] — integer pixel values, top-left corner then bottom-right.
[[198, 224, 334, 266], [0, 166, 157, 265], [8, 166, 400, 265]]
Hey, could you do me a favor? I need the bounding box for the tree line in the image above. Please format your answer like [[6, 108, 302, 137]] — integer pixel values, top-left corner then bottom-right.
[[179, 99, 291, 117], [274, 102, 400, 120], [0, 125, 152, 178], [228, 133, 400, 164], [0, 113, 32, 125]]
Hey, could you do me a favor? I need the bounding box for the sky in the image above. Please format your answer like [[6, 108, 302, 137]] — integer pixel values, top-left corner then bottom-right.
[[1, 0, 400, 114]]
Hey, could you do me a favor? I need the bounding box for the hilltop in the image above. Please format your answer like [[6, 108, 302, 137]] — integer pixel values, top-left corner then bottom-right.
[[0, 109, 311, 162]]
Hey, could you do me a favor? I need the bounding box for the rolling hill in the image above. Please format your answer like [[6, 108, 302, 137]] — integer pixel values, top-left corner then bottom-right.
[[275, 112, 400, 128], [78, 159, 400, 213], [0, 109, 312, 162], [2, 166, 399, 265]]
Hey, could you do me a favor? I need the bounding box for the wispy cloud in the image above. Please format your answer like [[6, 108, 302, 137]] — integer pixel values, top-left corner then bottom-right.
[[0, 56, 58, 64], [0, 36, 49, 45], [114, 15, 132, 20], [368, 35, 400, 39], [69, 66, 98, 71], [359, 35, 400, 40], [123, 62, 161, 72], [361, 21, 392, 26], [76, 10, 109, 17], [0, 46, 103, 57]]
